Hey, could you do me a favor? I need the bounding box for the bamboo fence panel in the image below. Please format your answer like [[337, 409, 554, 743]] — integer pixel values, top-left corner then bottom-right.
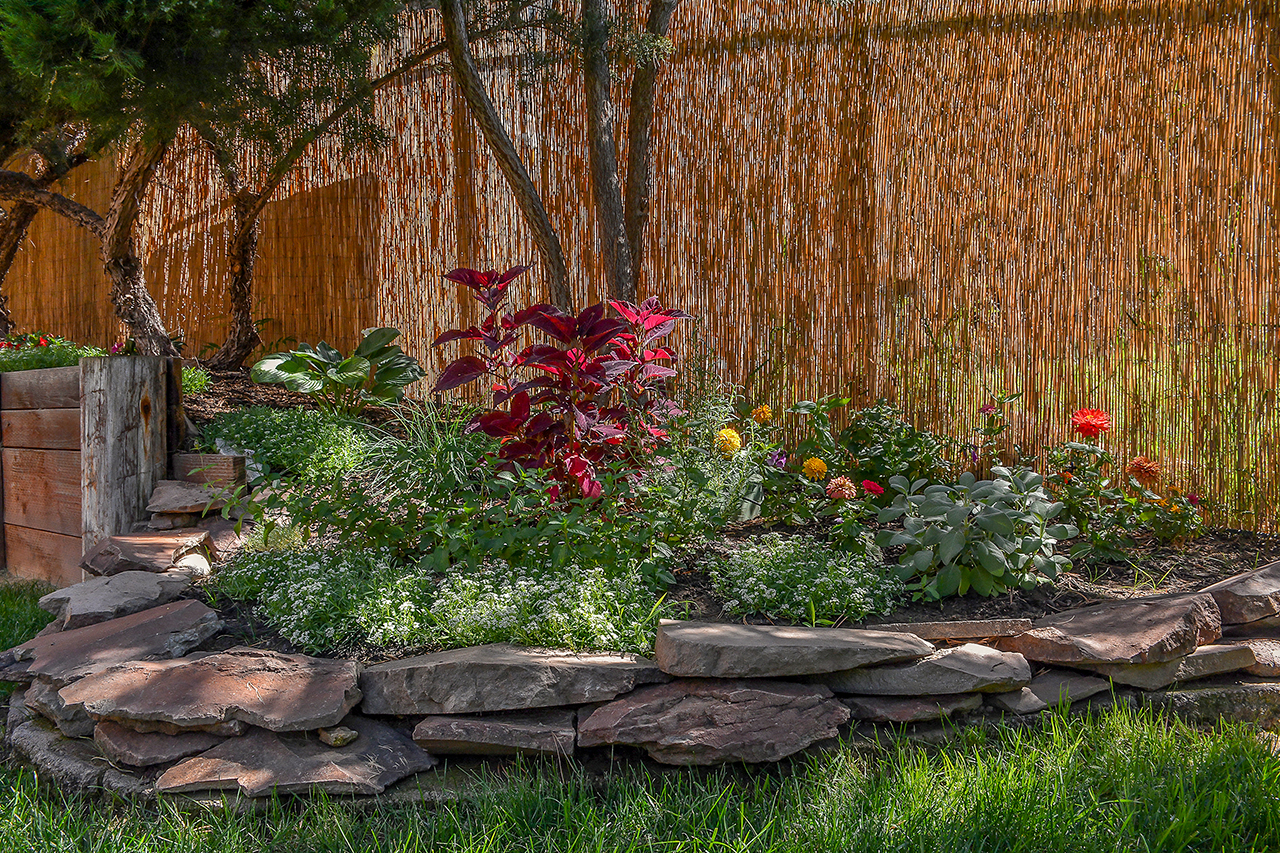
[[4, 0, 1280, 528]]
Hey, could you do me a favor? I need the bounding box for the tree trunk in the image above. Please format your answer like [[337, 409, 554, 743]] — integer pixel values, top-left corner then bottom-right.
[[440, 0, 573, 311], [0, 202, 38, 335], [100, 139, 178, 357], [583, 0, 635, 302], [205, 194, 262, 369], [623, 0, 680, 286]]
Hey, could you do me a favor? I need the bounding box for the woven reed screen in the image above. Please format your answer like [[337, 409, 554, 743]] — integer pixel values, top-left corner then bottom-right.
[[4, 0, 1279, 528]]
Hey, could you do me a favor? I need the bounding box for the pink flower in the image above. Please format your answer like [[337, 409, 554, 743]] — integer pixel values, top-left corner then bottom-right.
[[825, 476, 857, 500], [861, 480, 885, 497]]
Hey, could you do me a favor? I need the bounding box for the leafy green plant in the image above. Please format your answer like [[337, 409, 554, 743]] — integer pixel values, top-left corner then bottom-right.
[[877, 468, 1076, 600], [181, 364, 211, 395], [710, 533, 900, 625], [838, 401, 953, 487], [196, 407, 371, 482], [0, 333, 104, 372], [251, 327, 424, 415]]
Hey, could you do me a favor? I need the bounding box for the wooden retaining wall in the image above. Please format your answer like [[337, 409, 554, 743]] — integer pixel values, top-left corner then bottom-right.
[[0, 358, 176, 588]]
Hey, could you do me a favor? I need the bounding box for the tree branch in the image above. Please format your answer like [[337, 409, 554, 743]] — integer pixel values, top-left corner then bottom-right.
[[0, 169, 105, 237]]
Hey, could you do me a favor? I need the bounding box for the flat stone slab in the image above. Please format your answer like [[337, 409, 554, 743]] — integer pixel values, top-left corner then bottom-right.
[[8, 717, 153, 799], [1202, 561, 1280, 625], [25, 678, 94, 737], [577, 678, 849, 765], [1224, 615, 1280, 640], [39, 571, 192, 630], [360, 644, 666, 716], [1237, 640, 1280, 677], [1079, 643, 1257, 691], [820, 643, 1031, 695], [146, 480, 230, 515], [987, 669, 1112, 714], [81, 531, 210, 576], [997, 593, 1221, 665], [654, 620, 934, 679], [94, 721, 225, 767], [413, 709, 577, 756], [866, 619, 1033, 641], [844, 693, 981, 723], [156, 716, 436, 797], [0, 600, 222, 686], [1145, 680, 1280, 728], [59, 647, 361, 733]]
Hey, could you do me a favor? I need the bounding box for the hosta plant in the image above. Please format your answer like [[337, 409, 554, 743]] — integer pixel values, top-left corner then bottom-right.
[[251, 328, 424, 416], [432, 265, 690, 498], [876, 468, 1076, 600]]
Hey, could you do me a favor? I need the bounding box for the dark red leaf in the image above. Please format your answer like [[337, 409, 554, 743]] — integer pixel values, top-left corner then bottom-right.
[[433, 355, 489, 392], [432, 327, 482, 347], [514, 304, 576, 343]]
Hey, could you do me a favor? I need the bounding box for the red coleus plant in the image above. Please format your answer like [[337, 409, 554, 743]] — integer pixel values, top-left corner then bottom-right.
[[432, 266, 691, 498]]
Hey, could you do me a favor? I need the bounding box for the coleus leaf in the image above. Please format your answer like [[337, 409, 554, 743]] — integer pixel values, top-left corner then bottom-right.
[[433, 355, 489, 392], [514, 304, 576, 343], [432, 327, 482, 347]]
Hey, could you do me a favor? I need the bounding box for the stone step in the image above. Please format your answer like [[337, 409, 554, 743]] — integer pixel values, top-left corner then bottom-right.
[[94, 721, 226, 768], [38, 571, 193, 630], [864, 619, 1032, 641], [81, 531, 210, 577], [654, 620, 934, 679], [986, 669, 1112, 714], [0, 599, 222, 687]]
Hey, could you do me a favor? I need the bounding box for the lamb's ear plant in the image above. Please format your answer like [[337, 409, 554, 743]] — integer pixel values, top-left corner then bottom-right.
[[876, 467, 1076, 600], [251, 327, 424, 415]]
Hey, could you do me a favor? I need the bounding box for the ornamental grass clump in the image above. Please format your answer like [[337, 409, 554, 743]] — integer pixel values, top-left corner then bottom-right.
[[710, 533, 901, 625]]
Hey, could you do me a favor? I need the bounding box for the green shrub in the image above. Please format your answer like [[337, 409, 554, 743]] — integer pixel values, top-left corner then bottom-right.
[[181, 364, 211, 395], [0, 333, 104, 372], [216, 547, 665, 655], [710, 533, 901, 625], [877, 468, 1076, 600], [197, 406, 371, 482]]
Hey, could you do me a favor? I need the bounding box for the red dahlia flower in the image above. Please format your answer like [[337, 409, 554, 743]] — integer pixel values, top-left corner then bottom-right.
[[1070, 408, 1111, 438]]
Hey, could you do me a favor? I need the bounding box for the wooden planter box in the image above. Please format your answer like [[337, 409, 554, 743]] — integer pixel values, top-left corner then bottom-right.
[[0, 357, 179, 587], [173, 453, 247, 492]]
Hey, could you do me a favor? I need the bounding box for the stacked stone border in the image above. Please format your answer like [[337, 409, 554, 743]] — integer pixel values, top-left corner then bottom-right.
[[4, 554, 1280, 804]]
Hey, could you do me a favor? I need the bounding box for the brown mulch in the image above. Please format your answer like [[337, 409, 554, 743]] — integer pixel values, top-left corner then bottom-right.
[[182, 369, 404, 433], [665, 528, 1280, 629]]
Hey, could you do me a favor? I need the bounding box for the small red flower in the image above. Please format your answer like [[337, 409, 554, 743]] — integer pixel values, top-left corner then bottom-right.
[[1058, 471, 1074, 483], [37, 337, 49, 346], [1070, 408, 1112, 438], [861, 479, 885, 497]]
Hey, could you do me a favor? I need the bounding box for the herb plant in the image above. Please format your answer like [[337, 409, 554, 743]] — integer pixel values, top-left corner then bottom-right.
[[197, 406, 371, 482], [0, 333, 104, 371], [877, 468, 1076, 600]]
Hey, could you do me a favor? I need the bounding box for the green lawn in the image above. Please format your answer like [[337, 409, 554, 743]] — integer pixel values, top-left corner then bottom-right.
[[2, 579, 1279, 852], [0, 578, 52, 699]]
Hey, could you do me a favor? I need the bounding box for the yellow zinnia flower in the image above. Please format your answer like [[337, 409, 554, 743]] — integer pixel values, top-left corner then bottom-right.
[[751, 404, 773, 424], [715, 428, 742, 457], [802, 457, 828, 480]]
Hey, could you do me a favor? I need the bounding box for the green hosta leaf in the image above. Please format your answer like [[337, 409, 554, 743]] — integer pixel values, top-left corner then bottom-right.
[[315, 341, 343, 364], [356, 327, 401, 357], [326, 356, 371, 388]]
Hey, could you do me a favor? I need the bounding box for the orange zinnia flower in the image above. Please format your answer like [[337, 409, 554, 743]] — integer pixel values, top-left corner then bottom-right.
[[1125, 456, 1161, 487]]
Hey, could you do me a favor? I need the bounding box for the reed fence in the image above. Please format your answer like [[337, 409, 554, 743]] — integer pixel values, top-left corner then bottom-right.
[[4, 0, 1279, 528]]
